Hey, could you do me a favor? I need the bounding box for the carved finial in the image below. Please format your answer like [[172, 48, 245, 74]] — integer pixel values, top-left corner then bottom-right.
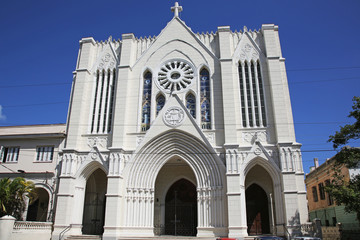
[[171, 2, 183, 18], [243, 26, 248, 32], [108, 36, 112, 42]]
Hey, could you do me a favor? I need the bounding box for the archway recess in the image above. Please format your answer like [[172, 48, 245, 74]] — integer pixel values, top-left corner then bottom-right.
[[123, 130, 227, 237], [82, 168, 107, 235], [246, 184, 270, 235], [244, 163, 275, 236], [154, 158, 197, 236], [26, 188, 49, 222], [165, 178, 197, 236]]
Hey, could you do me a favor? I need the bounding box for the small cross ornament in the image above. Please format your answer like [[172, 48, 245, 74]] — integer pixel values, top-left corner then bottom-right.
[[171, 2, 183, 18]]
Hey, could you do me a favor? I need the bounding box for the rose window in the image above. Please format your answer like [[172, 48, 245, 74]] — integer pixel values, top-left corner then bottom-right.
[[157, 60, 194, 93]]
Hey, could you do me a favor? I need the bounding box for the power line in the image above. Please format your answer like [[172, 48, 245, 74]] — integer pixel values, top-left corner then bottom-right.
[[287, 66, 360, 72], [1, 75, 359, 89], [3, 102, 68, 108]]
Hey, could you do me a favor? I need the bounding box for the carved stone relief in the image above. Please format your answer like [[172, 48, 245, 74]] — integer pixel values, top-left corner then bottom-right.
[[87, 136, 108, 149], [239, 42, 259, 62], [97, 52, 116, 70], [242, 130, 268, 144], [163, 106, 185, 127], [136, 136, 144, 147], [205, 132, 215, 144]]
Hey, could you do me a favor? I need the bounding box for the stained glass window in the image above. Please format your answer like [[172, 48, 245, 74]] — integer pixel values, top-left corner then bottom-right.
[[142, 71, 152, 131], [156, 94, 165, 116], [200, 68, 211, 129], [186, 93, 196, 119]]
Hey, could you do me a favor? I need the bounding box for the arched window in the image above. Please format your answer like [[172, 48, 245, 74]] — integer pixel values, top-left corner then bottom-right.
[[142, 71, 152, 131], [238, 60, 267, 128], [200, 68, 211, 129], [156, 94, 165, 116], [186, 93, 196, 119]]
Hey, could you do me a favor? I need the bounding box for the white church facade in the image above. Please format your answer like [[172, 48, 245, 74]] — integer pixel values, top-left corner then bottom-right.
[[1, 3, 308, 240]]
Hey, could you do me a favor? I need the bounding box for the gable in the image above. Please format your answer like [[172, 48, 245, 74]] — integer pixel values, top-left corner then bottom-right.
[[91, 39, 119, 73], [132, 17, 219, 71], [135, 94, 212, 152], [233, 32, 264, 63]]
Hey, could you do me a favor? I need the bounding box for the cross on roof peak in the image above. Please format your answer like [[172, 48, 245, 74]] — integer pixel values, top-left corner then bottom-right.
[[171, 2, 183, 18]]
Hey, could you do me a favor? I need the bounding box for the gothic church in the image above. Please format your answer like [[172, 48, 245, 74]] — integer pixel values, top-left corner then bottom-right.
[[52, 2, 308, 239]]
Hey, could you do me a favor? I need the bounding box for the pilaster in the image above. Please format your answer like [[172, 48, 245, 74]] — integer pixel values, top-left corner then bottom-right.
[[262, 24, 295, 143], [218, 26, 238, 144], [224, 144, 248, 238], [66, 37, 96, 149], [112, 33, 135, 148]]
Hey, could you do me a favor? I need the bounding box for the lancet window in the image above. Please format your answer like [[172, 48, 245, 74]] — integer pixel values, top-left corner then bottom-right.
[[156, 94, 165, 116], [90, 69, 116, 134], [142, 71, 152, 131], [238, 60, 267, 128], [186, 93, 196, 119], [200, 68, 211, 129]]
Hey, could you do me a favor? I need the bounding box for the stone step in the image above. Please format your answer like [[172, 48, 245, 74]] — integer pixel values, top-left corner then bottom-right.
[[65, 235, 101, 240]]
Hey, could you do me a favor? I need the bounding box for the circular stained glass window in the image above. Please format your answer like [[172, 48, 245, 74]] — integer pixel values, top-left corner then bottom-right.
[[157, 60, 195, 93]]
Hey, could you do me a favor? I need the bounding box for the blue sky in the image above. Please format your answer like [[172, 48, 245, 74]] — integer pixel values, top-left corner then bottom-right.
[[1, 0, 359, 173]]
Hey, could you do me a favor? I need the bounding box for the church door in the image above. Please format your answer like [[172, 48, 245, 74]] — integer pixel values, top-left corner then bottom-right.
[[82, 169, 107, 235], [165, 179, 197, 236], [246, 184, 270, 235]]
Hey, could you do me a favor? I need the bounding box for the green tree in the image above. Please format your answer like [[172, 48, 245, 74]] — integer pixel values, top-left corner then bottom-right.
[[0, 177, 35, 220], [327, 96, 360, 222]]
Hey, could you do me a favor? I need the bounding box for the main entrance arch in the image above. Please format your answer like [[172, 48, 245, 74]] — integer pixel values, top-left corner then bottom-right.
[[154, 158, 197, 236], [124, 130, 226, 238]]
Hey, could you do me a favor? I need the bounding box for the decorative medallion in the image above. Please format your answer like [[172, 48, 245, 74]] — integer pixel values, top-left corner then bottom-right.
[[156, 60, 194, 93], [254, 147, 262, 155], [163, 106, 185, 127]]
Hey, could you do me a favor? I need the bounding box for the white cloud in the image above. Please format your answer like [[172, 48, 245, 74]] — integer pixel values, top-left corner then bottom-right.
[[0, 105, 6, 121]]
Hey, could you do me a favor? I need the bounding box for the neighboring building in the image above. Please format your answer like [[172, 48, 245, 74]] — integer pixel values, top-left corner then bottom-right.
[[51, 3, 307, 240], [305, 157, 360, 230], [0, 124, 66, 222]]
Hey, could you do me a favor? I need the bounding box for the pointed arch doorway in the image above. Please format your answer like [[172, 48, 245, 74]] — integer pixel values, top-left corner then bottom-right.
[[246, 184, 270, 235], [154, 158, 197, 236], [165, 179, 197, 236], [82, 168, 107, 235]]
